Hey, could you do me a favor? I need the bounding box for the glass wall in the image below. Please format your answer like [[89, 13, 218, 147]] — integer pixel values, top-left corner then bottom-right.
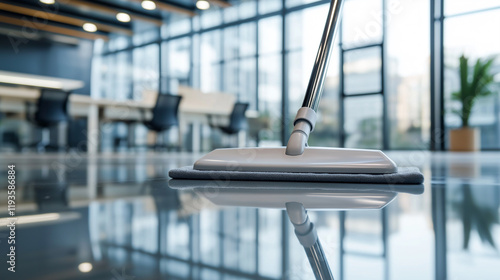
[[386, 0, 430, 149], [92, 0, 483, 151], [443, 5, 500, 149]]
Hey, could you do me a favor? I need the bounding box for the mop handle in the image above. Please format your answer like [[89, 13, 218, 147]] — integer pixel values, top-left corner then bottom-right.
[[286, 0, 344, 156], [302, 0, 344, 111]]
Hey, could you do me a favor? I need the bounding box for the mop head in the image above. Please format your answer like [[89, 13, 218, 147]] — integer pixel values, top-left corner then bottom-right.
[[169, 148, 424, 191], [169, 166, 423, 185]]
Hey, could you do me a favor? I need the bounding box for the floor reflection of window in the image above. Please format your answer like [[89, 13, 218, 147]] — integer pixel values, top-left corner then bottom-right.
[[222, 208, 258, 274], [258, 209, 283, 279], [165, 211, 190, 260], [446, 183, 500, 280], [131, 199, 159, 254], [200, 210, 222, 266], [90, 198, 159, 263]]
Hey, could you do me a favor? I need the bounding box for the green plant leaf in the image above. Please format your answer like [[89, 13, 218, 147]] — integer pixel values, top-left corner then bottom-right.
[[455, 55, 496, 127]]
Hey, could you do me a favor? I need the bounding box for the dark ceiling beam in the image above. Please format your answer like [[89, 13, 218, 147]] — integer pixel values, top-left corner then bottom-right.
[[127, 0, 196, 17], [0, 14, 109, 40], [62, 0, 163, 26], [0, 2, 133, 35], [208, 0, 232, 8]]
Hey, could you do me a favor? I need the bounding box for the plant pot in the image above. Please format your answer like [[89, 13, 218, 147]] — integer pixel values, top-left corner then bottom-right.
[[449, 127, 480, 152]]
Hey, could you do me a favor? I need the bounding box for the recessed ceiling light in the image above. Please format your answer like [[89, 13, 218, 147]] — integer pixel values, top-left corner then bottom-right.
[[78, 263, 93, 273], [82, 23, 97, 33], [141, 0, 156, 10], [116, 12, 131, 22], [40, 0, 55, 4], [196, 0, 210, 10]]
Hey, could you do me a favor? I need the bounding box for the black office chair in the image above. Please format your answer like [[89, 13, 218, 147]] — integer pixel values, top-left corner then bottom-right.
[[26, 89, 70, 152], [0, 111, 21, 151], [141, 94, 182, 150], [34, 182, 69, 212], [208, 102, 249, 147]]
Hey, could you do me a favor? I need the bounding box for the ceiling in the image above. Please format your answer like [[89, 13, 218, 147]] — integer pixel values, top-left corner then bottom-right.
[[0, 0, 231, 41]]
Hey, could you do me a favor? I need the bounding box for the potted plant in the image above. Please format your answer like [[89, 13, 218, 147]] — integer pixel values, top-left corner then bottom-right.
[[449, 55, 496, 151]]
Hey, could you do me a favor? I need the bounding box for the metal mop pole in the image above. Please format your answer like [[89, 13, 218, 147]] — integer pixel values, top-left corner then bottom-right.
[[302, 0, 344, 111], [286, 202, 334, 280], [286, 0, 345, 156]]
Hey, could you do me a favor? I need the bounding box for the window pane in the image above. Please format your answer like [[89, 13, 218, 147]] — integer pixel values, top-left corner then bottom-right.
[[240, 57, 257, 110], [387, 0, 430, 149], [286, 3, 329, 52], [223, 0, 257, 22], [239, 0, 257, 19], [444, 10, 500, 149], [224, 26, 239, 60], [200, 31, 221, 92], [286, 0, 322, 8], [192, 34, 200, 89], [165, 37, 191, 92], [133, 44, 159, 100], [132, 22, 160, 46], [223, 60, 238, 94], [344, 47, 382, 95], [166, 14, 191, 37], [342, 0, 383, 48], [240, 22, 257, 57], [445, 0, 500, 16], [201, 8, 222, 28], [258, 54, 282, 145], [223, 5, 239, 23], [259, 16, 282, 55], [115, 52, 133, 100], [108, 35, 130, 52], [224, 23, 256, 60], [259, 0, 282, 14], [344, 95, 383, 149]]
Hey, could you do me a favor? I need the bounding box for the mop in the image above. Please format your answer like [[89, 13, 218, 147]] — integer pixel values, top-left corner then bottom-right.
[[169, 0, 424, 278]]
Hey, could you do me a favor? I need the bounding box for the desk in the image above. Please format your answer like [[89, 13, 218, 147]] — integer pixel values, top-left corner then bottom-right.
[[0, 70, 84, 90], [0, 85, 250, 153], [101, 86, 244, 152]]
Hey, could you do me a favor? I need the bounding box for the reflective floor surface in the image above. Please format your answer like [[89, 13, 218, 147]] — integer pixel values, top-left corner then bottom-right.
[[0, 151, 499, 280]]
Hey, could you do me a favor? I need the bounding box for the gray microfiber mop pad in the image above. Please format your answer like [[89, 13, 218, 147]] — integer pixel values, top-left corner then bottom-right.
[[169, 166, 424, 185]]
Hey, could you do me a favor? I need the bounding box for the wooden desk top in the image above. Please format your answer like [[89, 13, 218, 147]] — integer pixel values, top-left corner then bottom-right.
[[0, 86, 235, 116], [0, 70, 84, 91]]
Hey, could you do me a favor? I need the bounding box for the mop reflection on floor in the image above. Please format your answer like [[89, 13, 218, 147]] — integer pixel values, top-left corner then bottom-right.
[[169, 179, 424, 280]]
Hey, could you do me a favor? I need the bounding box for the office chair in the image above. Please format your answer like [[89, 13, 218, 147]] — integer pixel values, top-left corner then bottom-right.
[[34, 182, 69, 212], [0, 111, 21, 151], [140, 94, 182, 151], [26, 89, 70, 152], [208, 102, 249, 147]]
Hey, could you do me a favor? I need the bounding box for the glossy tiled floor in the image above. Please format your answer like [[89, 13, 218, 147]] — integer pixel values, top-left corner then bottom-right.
[[0, 151, 499, 280]]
